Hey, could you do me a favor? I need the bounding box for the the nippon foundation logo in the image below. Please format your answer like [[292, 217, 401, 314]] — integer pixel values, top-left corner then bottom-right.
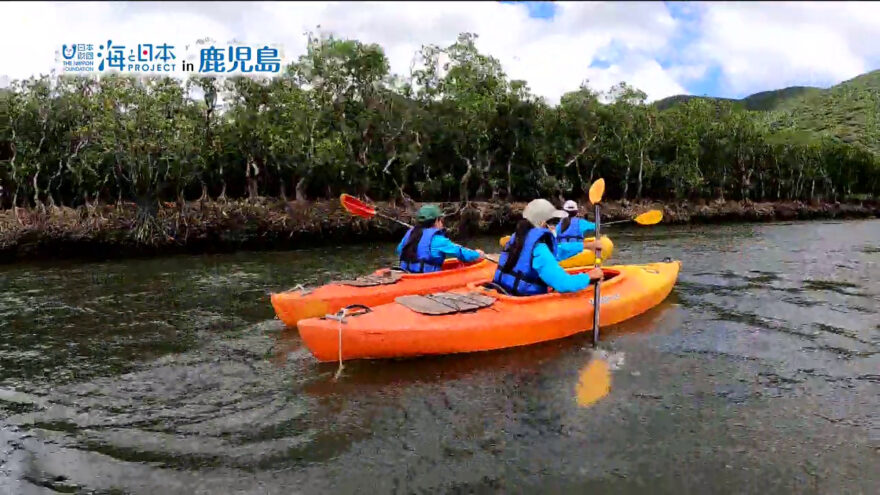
[[57, 40, 283, 75]]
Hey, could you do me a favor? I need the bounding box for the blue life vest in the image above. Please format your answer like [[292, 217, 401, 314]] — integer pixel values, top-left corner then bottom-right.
[[492, 227, 557, 296], [558, 217, 585, 244], [399, 227, 446, 273]]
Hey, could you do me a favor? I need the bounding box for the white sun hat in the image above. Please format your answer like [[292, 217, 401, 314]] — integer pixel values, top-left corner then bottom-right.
[[523, 199, 567, 227]]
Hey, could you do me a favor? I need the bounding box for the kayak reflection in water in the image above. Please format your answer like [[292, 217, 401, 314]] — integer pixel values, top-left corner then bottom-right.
[[556, 200, 601, 261], [396, 204, 485, 273], [493, 199, 604, 296]]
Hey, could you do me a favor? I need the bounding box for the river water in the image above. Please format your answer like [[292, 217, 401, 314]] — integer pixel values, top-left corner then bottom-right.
[[1, 219, 878, 494]]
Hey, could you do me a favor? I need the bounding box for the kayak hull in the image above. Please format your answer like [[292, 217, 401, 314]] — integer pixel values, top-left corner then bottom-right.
[[270, 259, 496, 327], [297, 260, 681, 362], [498, 235, 614, 268]]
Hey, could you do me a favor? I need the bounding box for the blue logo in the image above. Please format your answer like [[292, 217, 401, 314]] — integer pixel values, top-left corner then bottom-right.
[[62, 44, 77, 60], [60, 43, 97, 72], [197, 44, 282, 74]]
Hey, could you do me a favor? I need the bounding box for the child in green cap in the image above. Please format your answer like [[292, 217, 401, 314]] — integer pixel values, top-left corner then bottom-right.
[[396, 204, 485, 273]]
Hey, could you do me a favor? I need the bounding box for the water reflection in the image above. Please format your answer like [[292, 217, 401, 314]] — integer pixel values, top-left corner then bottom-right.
[[575, 358, 611, 407]]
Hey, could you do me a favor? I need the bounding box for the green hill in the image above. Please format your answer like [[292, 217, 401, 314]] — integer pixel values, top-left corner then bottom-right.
[[655, 70, 880, 155], [741, 86, 822, 111], [653, 94, 739, 111], [765, 70, 880, 153], [654, 85, 820, 112]]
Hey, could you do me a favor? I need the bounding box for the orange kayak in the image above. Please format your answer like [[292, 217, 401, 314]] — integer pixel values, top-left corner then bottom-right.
[[297, 260, 681, 362], [270, 258, 496, 327]]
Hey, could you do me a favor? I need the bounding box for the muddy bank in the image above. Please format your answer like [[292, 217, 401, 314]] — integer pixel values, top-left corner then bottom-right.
[[1, 197, 878, 263]]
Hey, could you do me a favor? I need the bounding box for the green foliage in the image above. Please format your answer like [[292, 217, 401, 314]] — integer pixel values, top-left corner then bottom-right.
[[765, 70, 880, 155], [1, 35, 879, 212]]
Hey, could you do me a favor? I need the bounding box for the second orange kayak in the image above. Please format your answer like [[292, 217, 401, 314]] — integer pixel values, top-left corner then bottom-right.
[[270, 258, 496, 327]]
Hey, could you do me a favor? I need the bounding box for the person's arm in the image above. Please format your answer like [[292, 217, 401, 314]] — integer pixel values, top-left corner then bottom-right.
[[395, 236, 406, 256], [579, 219, 596, 236], [432, 236, 482, 262], [532, 243, 594, 293]]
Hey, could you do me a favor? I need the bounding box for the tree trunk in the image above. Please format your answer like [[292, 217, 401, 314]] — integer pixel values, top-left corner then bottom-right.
[[475, 156, 491, 201], [759, 171, 765, 200], [460, 158, 474, 204], [246, 156, 259, 200], [622, 152, 631, 201], [506, 138, 518, 201], [32, 167, 41, 209], [637, 147, 644, 199], [199, 182, 209, 203], [295, 177, 307, 202]]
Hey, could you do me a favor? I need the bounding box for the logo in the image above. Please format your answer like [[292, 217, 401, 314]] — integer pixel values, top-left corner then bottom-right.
[[57, 41, 283, 75], [588, 293, 621, 306], [59, 43, 96, 72]]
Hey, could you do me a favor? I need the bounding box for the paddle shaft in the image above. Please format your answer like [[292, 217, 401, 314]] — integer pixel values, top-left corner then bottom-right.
[[375, 211, 414, 229], [601, 218, 634, 226], [592, 203, 602, 347]]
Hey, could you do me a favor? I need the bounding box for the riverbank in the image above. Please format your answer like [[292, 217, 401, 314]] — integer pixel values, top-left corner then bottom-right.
[[1, 197, 878, 263]]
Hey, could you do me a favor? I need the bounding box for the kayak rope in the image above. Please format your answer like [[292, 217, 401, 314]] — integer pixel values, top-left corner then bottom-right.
[[290, 283, 314, 296], [334, 307, 348, 381]]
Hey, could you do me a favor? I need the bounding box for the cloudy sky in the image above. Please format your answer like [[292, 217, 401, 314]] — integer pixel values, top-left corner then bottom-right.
[[2, 1, 879, 103]]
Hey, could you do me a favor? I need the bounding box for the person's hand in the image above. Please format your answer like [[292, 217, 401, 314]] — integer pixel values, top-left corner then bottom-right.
[[476, 249, 486, 257], [587, 267, 604, 281]]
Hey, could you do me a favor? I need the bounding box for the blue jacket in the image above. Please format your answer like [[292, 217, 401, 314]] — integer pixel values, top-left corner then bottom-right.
[[556, 217, 596, 261], [396, 228, 481, 273], [494, 227, 593, 295]]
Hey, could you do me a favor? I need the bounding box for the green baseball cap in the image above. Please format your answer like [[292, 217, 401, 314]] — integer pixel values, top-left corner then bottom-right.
[[416, 204, 443, 222]]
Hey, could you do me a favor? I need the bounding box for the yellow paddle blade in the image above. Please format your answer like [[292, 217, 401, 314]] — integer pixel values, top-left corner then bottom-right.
[[634, 209, 663, 225], [575, 358, 611, 407], [589, 178, 605, 205]]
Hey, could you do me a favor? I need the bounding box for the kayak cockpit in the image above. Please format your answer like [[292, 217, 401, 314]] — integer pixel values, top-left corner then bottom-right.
[[388, 258, 491, 278], [471, 267, 623, 300]]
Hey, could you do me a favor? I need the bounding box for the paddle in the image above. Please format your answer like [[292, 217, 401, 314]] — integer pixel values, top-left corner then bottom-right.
[[340, 193, 413, 229], [570, 178, 613, 408], [588, 178, 605, 348], [601, 209, 663, 226], [339, 194, 499, 265], [499, 209, 661, 248]]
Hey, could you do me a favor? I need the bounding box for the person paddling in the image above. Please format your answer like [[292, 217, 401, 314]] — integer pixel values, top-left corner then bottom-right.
[[396, 204, 485, 273], [493, 199, 603, 295], [556, 200, 601, 261]]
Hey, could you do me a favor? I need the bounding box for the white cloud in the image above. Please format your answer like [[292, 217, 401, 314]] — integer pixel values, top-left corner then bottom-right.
[[1, 1, 879, 103], [693, 1, 880, 96]]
